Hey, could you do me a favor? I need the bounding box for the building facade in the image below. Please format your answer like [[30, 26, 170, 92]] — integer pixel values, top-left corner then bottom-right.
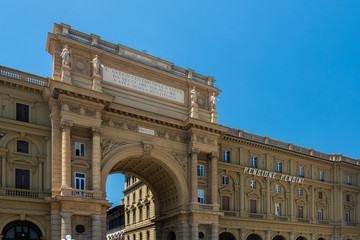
[[106, 204, 125, 240], [0, 23, 359, 240]]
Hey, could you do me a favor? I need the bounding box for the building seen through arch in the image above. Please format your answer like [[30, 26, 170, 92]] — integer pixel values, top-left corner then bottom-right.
[[0, 23, 359, 240]]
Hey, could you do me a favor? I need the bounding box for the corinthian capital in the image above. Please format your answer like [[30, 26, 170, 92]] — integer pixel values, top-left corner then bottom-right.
[[92, 126, 102, 135], [211, 151, 219, 159], [60, 120, 73, 130]]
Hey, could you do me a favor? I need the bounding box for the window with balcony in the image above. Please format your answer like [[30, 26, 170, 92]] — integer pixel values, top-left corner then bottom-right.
[[275, 203, 281, 216], [250, 200, 257, 213], [15, 169, 30, 189], [198, 189, 204, 203], [75, 172, 86, 190], [222, 196, 230, 211], [197, 165, 204, 177], [223, 151, 230, 163], [251, 157, 257, 168], [318, 209, 323, 220], [346, 211, 350, 222], [75, 142, 85, 157], [298, 206, 303, 218], [16, 103, 29, 122], [17, 140, 29, 154], [276, 162, 282, 173]]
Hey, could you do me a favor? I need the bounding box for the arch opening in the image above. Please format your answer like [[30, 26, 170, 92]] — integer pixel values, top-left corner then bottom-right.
[[2, 220, 42, 240], [219, 232, 237, 240], [246, 234, 263, 240], [273, 235, 286, 240]]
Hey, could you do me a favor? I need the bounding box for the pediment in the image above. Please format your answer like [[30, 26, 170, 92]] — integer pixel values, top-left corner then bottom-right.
[[219, 187, 232, 194], [247, 191, 259, 199], [344, 203, 353, 209], [8, 157, 37, 167], [295, 198, 305, 205], [71, 159, 90, 168], [272, 194, 284, 202]]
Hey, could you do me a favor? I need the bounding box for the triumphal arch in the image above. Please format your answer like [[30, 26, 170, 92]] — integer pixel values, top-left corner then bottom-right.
[[45, 23, 227, 239]]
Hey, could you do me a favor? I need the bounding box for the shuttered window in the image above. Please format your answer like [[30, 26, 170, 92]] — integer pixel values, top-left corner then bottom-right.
[[16, 103, 29, 122], [15, 169, 30, 189], [222, 196, 230, 211], [250, 200, 257, 213]]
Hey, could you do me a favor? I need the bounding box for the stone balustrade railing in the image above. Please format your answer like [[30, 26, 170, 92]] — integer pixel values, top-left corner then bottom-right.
[[54, 23, 215, 86], [0, 65, 48, 87], [0, 187, 49, 199], [227, 128, 360, 166]]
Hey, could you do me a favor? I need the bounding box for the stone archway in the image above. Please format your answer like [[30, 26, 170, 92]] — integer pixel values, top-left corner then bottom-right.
[[296, 237, 306, 240], [101, 143, 189, 212], [2, 220, 42, 240], [220, 232, 237, 240], [246, 234, 263, 240], [273, 235, 286, 240]]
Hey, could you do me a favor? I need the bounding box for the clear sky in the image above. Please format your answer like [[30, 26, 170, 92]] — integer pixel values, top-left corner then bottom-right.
[[1, 0, 359, 207]]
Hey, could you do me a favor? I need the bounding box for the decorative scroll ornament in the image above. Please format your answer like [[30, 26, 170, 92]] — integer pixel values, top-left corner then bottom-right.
[[101, 139, 124, 158]]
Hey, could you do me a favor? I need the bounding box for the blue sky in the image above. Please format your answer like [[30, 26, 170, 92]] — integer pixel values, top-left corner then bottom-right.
[[1, 0, 359, 207]]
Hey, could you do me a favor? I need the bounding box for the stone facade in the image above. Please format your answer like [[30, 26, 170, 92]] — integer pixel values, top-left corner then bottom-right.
[[0, 23, 359, 240]]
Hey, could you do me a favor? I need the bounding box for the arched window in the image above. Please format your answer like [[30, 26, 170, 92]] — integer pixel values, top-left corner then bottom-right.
[[346, 194, 350, 202], [223, 176, 229, 185], [2, 221, 42, 240]]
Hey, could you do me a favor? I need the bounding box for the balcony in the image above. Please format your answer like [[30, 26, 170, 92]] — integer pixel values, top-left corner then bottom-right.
[[0, 187, 49, 199]]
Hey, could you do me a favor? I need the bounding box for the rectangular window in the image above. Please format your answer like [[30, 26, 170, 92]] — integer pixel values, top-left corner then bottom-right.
[[146, 204, 150, 219], [298, 188, 303, 196], [318, 192, 323, 199], [347, 176, 352, 185], [320, 171, 324, 181], [223, 176, 229, 185], [75, 172, 86, 190], [222, 196, 230, 211], [17, 140, 29, 154], [276, 162, 282, 173], [16, 103, 29, 122], [139, 189, 142, 199], [299, 167, 304, 177], [275, 184, 281, 193], [251, 157, 257, 168], [127, 212, 130, 225], [223, 151, 230, 163], [75, 142, 85, 157], [250, 180, 256, 189], [197, 165, 204, 177], [318, 209, 323, 220], [15, 169, 30, 189], [133, 210, 136, 223], [298, 206, 303, 218], [346, 211, 350, 222], [146, 186, 149, 195], [250, 200, 257, 213], [275, 203, 281, 216], [127, 196, 130, 204], [198, 189, 204, 204], [139, 207, 143, 221]]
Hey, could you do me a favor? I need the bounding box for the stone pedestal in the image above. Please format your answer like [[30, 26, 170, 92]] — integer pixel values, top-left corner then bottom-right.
[[190, 103, 199, 119], [61, 65, 72, 84], [92, 73, 102, 92], [211, 109, 218, 124]]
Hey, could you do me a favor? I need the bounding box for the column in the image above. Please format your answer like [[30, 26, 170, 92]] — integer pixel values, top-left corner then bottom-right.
[[239, 228, 244, 240], [60, 212, 73, 238], [211, 152, 219, 204], [211, 223, 219, 240], [311, 186, 315, 222], [191, 223, 198, 240], [266, 179, 270, 218], [190, 148, 199, 203], [61, 121, 72, 189], [38, 161, 43, 191], [177, 222, 190, 240], [45, 137, 51, 191], [239, 173, 244, 214], [265, 230, 271, 240], [289, 232, 294, 240], [92, 127, 102, 191], [1, 155, 6, 187], [289, 183, 294, 220], [92, 214, 102, 240]]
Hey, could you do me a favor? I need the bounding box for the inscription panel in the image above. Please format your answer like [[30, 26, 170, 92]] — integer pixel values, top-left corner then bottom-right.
[[102, 66, 184, 103]]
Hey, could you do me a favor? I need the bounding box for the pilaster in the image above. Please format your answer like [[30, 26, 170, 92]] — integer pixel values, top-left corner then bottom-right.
[[211, 152, 219, 205], [60, 212, 73, 239], [190, 148, 199, 203], [91, 214, 102, 240], [92, 126, 102, 192], [61, 120, 73, 191]]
